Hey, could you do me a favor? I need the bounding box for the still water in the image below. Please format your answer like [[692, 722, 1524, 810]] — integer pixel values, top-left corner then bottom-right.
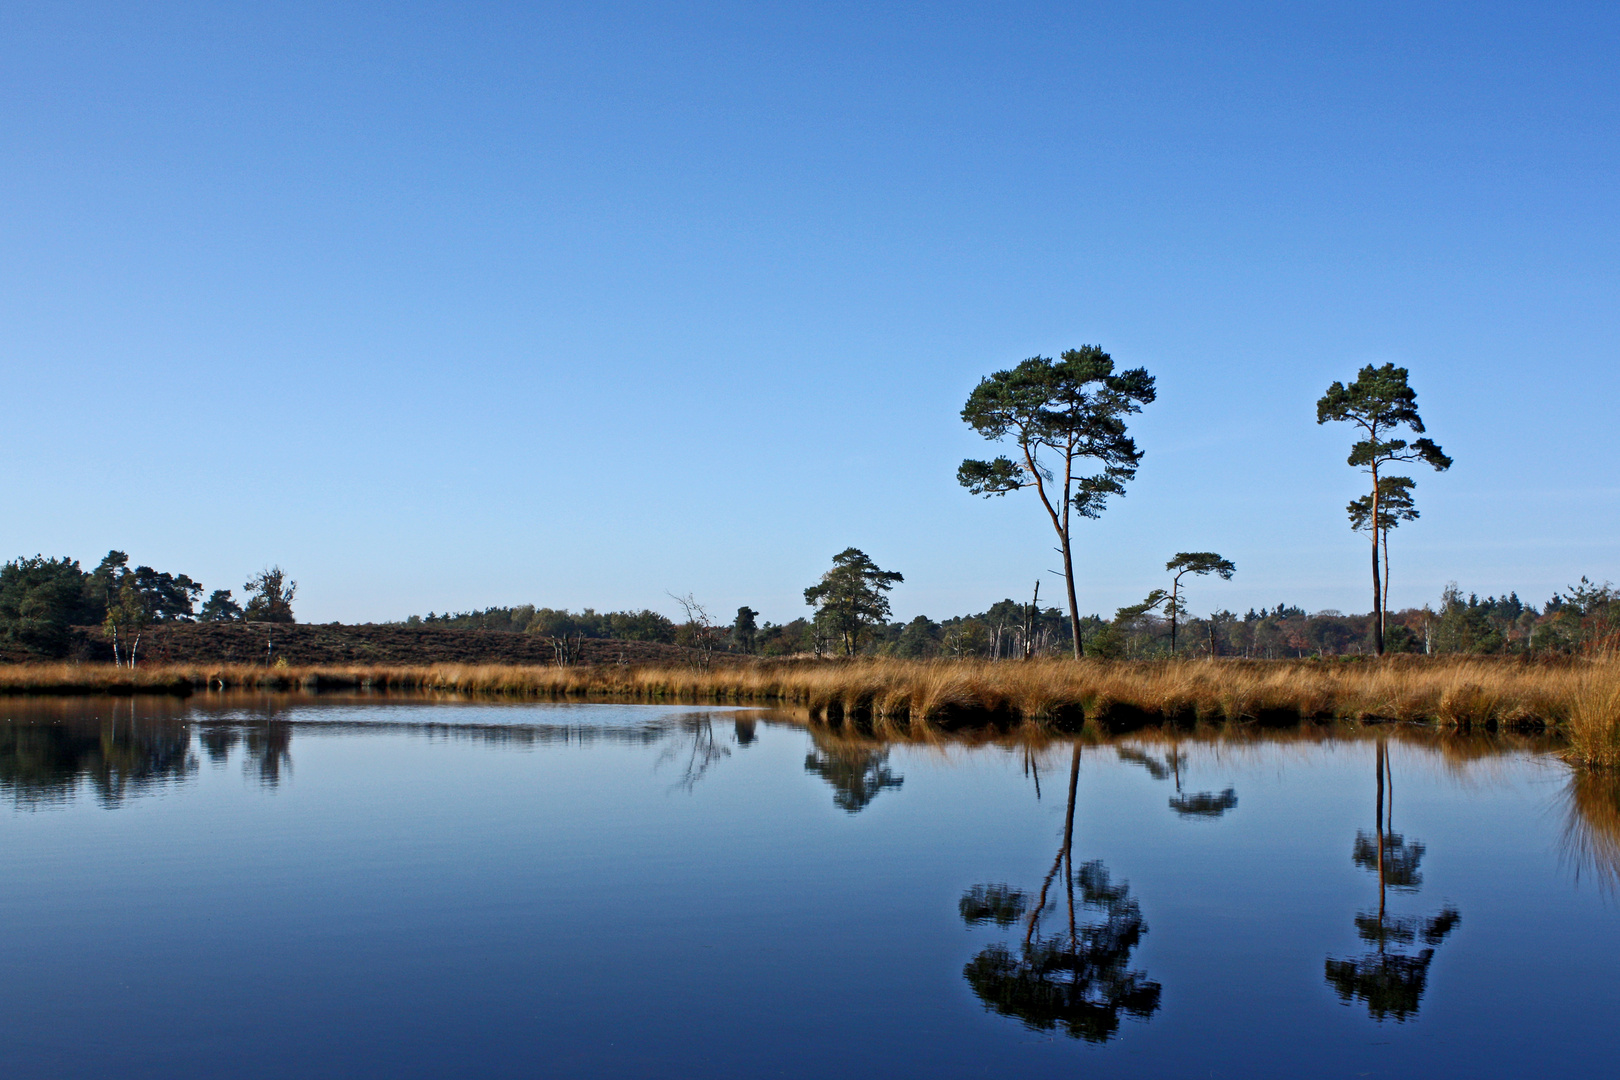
[[3, 695, 1617, 1079]]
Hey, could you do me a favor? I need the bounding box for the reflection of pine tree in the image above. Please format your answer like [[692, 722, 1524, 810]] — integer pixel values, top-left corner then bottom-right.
[[1168, 788, 1238, 817], [1118, 743, 1240, 819], [803, 743, 902, 813], [0, 702, 196, 807], [1325, 739, 1460, 1021], [960, 745, 1161, 1043], [1352, 831, 1424, 890]]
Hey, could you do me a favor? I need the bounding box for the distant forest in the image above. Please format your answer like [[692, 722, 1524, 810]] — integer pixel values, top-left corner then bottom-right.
[[396, 578, 1619, 660], [4, 549, 1616, 662]]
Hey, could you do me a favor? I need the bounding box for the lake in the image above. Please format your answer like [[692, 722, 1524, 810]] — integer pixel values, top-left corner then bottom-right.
[[3, 694, 1617, 1079]]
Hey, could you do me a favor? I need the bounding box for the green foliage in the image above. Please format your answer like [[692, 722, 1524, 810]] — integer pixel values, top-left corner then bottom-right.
[[1317, 363, 1450, 654], [608, 609, 678, 643], [1114, 589, 1169, 624], [1164, 552, 1235, 653], [200, 590, 244, 621], [1086, 621, 1127, 659], [891, 615, 943, 659], [1, 551, 203, 658], [1542, 578, 1620, 651], [243, 567, 297, 623], [803, 548, 903, 657], [756, 617, 813, 657], [730, 607, 759, 654], [0, 556, 90, 656], [959, 346, 1156, 656], [1348, 476, 1418, 534], [1430, 584, 1508, 654]]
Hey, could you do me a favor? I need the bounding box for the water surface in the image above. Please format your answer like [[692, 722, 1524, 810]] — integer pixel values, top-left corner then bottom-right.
[[2, 695, 1616, 1078]]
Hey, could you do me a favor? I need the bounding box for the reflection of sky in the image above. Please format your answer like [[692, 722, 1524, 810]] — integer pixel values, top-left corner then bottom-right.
[[2, 700, 1618, 1078]]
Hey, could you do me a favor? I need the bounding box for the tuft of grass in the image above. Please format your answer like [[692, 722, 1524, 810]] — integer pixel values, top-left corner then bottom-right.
[[1564, 667, 1620, 768]]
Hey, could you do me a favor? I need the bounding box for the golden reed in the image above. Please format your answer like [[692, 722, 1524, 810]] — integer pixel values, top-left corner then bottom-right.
[[3, 654, 1617, 741]]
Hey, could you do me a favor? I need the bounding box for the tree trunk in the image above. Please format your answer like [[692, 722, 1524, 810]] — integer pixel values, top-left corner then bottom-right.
[[1169, 577, 1179, 655], [1382, 527, 1391, 637], [1375, 739, 1387, 920], [1371, 533, 1385, 656], [1370, 475, 1385, 655], [1061, 537, 1082, 659]]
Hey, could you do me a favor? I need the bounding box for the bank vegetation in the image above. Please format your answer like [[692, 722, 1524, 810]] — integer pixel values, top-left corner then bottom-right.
[[1, 655, 1617, 750]]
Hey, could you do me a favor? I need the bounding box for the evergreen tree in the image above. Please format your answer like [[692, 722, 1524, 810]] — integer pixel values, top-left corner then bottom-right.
[[803, 548, 903, 657], [1317, 364, 1450, 654], [959, 347, 1156, 657]]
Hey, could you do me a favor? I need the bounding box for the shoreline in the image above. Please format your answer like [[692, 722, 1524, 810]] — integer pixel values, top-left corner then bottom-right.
[[1, 655, 1612, 729]]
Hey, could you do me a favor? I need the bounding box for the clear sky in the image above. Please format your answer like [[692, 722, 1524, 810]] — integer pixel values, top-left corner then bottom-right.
[[3, 2, 1617, 625]]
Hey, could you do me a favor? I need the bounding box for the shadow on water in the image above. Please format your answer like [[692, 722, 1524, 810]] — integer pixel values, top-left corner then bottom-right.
[[1324, 737, 1461, 1022], [959, 745, 1161, 1043]]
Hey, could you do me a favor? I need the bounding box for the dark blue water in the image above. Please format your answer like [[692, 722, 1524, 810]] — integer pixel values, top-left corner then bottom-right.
[[3, 695, 1616, 1079]]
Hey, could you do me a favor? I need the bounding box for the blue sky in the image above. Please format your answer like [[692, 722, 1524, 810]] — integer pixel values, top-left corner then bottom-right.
[[3, 2, 1616, 625]]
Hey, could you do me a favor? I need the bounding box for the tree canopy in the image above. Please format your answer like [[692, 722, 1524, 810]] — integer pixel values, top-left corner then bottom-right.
[[803, 548, 903, 657], [1317, 364, 1450, 654], [0, 551, 204, 658], [1164, 552, 1235, 654], [243, 566, 297, 623], [959, 347, 1155, 657]]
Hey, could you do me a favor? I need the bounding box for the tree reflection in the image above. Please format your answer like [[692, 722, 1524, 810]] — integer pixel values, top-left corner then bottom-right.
[[1168, 788, 1238, 817], [198, 724, 240, 765], [243, 720, 293, 787], [0, 700, 196, 807], [960, 745, 1161, 1042], [1325, 737, 1459, 1021], [803, 738, 903, 813], [1118, 743, 1239, 820], [658, 715, 730, 792]]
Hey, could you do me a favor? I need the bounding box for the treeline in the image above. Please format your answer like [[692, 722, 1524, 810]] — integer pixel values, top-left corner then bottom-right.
[[876, 578, 1617, 660], [400, 607, 683, 643], [396, 576, 1618, 661], [0, 553, 297, 660]]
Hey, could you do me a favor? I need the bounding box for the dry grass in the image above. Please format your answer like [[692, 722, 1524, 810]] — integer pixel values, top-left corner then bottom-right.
[[2, 655, 1618, 734], [1564, 662, 1620, 768]]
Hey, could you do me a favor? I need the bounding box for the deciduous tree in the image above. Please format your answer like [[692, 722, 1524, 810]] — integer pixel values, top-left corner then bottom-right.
[[959, 347, 1156, 657], [243, 566, 297, 623]]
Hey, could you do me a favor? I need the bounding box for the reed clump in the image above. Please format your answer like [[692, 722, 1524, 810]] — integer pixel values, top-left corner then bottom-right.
[[1563, 658, 1620, 768], [3, 654, 1617, 733]]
